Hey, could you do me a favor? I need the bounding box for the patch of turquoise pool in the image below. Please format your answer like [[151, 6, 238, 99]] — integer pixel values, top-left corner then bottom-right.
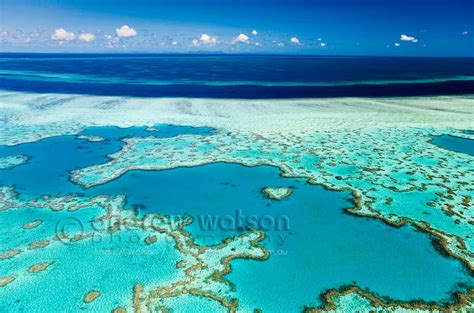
[[431, 134, 474, 156], [79, 124, 213, 141]]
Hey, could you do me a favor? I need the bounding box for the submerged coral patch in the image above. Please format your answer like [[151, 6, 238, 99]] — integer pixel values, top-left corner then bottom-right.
[[262, 187, 293, 200], [0, 155, 28, 170]]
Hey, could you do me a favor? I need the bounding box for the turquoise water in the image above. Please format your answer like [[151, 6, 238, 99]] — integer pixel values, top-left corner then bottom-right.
[[0, 204, 182, 310], [94, 164, 473, 309], [158, 295, 227, 313], [431, 134, 474, 156], [80, 124, 213, 141], [0, 125, 472, 311]]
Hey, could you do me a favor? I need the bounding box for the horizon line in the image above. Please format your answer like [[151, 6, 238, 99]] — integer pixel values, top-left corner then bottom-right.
[[1, 52, 474, 59]]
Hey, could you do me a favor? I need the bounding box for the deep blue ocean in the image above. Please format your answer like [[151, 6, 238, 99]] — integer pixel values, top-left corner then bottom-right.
[[0, 53, 473, 98]]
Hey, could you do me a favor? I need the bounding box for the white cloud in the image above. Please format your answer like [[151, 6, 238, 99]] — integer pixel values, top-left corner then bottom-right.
[[400, 34, 417, 43], [290, 37, 300, 44], [105, 34, 119, 47], [115, 25, 137, 38], [462, 31, 469, 35], [172, 40, 178, 45], [320, 42, 326, 47], [277, 42, 285, 47], [394, 42, 400, 47], [252, 30, 257, 36], [198, 33, 217, 45], [78, 32, 96, 42], [255, 42, 261, 47], [233, 33, 249, 44], [51, 28, 75, 41], [317, 37, 322, 41]]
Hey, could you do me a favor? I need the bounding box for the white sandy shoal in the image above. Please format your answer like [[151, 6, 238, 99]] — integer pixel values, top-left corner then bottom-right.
[[0, 91, 473, 136]]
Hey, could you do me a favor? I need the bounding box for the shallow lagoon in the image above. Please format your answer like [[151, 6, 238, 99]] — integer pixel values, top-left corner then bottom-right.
[[0, 221, 182, 311], [431, 133, 474, 156], [0, 124, 212, 198]]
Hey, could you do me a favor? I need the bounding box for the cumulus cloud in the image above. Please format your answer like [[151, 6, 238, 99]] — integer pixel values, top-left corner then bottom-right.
[[394, 42, 400, 47], [400, 34, 417, 43], [51, 28, 75, 41], [78, 32, 96, 42], [115, 25, 137, 38], [252, 30, 257, 36], [462, 31, 469, 35], [290, 37, 300, 44], [172, 40, 178, 45], [194, 33, 217, 45], [320, 42, 326, 47], [233, 33, 249, 44]]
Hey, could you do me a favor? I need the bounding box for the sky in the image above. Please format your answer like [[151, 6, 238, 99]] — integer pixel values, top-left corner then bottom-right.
[[0, 0, 473, 56]]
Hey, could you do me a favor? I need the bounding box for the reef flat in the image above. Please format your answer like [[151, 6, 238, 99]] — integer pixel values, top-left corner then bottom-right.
[[0, 155, 28, 169], [0, 90, 473, 311], [262, 187, 293, 200], [1, 91, 473, 145]]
